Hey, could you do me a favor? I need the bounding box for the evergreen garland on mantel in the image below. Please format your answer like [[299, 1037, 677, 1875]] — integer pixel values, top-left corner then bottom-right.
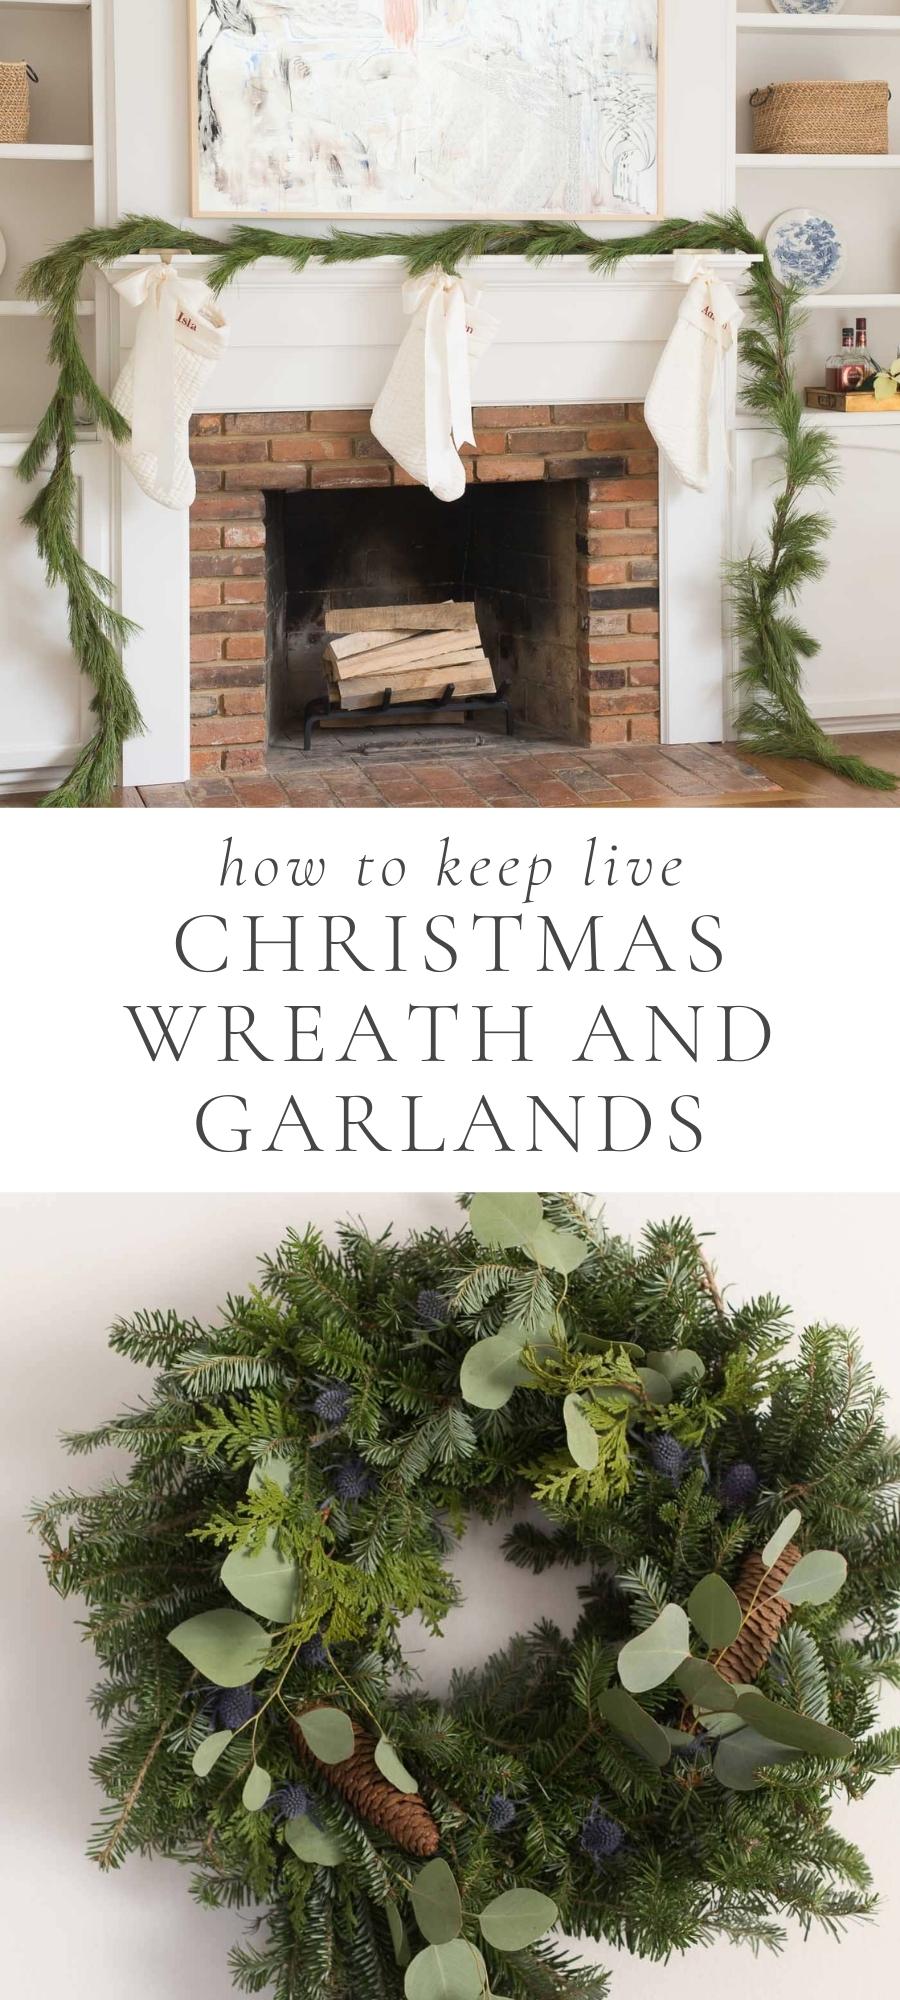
[[33, 1197, 900, 2000], [18, 211, 897, 805]]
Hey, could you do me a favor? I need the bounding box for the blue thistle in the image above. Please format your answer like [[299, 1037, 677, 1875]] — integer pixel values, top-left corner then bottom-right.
[[719, 1461, 759, 1512], [298, 1632, 329, 1669], [207, 1683, 258, 1731], [332, 1457, 375, 1504], [268, 1783, 313, 1824], [487, 1794, 517, 1832], [417, 1289, 449, 1327], [580, 1803, 625, 1862], [313, 1381, 353, 1428], [649, 1434, 689, 1486]]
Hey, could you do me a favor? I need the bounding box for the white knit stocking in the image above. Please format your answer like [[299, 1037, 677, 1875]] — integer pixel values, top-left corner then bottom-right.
[[645, 262, 743, 493], [112, 265, 230, 510], [371, 271, 499, 503]]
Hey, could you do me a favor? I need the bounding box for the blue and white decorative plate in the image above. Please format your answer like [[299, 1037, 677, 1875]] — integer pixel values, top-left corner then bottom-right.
[[765, 208, 847, 292], [769, 2, 845, 16]]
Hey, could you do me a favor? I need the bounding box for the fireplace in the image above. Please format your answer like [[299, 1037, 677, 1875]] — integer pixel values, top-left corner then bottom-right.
[[189, 403, 660, 776]]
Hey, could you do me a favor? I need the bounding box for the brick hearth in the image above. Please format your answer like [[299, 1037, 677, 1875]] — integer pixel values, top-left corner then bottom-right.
[[189, 403, 659, 779]]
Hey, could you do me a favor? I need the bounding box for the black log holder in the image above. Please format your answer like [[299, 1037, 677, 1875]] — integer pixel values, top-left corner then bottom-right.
[[302, 679, 514, 753]]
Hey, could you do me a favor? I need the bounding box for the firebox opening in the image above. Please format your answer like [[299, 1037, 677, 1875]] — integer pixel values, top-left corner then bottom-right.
[[267, 480, 581, 748]]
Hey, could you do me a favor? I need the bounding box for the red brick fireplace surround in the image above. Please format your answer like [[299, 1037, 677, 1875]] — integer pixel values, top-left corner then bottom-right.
[[188, 404, 660, 779]]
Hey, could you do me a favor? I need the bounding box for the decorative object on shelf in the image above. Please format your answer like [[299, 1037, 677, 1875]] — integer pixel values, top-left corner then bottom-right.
[[371, 269, 499, 502], [32, 1199, 900, 2000], [0, 61, 37, 145], [751, 79, 890, 155], [17, 212, 897, 804], [191, 0, 662, 222], [111, 259, 230, 509], [807, 384, 900, 410], [644, 252, 744, 491], [765, 207, 846, 293], [825, 323, 871, 391], [872, 353, 900, 399], [770, 2, 845, 15]]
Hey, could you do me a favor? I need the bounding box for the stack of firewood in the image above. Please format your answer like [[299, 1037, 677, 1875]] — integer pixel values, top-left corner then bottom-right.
[[322, 602, 495, 712]]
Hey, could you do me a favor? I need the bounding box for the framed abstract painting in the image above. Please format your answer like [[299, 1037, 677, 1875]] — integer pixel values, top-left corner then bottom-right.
[[190, 1, 663, 223]]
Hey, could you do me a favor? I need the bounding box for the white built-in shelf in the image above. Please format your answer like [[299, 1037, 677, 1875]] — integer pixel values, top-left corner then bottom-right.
[[801, 293, 900, 310], [0, 142, 93, 159], [737, 12, 900, 33], [736, 152, 900, 168], [737, 407, 900, 431], [0, 298, 94, 314], [0, 2, 91, 9]]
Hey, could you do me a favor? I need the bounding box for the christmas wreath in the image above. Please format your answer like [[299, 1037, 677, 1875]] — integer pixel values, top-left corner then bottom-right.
[[34, 1197, 900, 2000]]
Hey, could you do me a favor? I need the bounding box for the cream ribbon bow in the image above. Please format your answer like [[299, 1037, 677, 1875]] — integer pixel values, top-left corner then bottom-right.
[[113, 261, 213, 491], [402, 269, 478, 495]]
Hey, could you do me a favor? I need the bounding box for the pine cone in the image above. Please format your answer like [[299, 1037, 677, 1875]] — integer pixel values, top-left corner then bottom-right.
[[291, 1710, 440, 1858], [716, 1542, 801, 1685]]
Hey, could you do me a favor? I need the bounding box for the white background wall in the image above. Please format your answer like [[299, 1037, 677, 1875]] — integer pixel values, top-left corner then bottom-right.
[[1, 1192, 898, 2000]]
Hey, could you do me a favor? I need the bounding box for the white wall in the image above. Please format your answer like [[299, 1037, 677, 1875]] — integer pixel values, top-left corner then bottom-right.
[[2, 1192, 898, 2000]]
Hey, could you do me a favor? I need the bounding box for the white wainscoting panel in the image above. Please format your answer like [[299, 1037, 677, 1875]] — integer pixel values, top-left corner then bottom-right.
[[733, 421, 900, 734], [0, 439, 110, 795]]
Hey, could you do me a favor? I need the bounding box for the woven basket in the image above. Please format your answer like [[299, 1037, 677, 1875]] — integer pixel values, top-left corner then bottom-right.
[[751, 80, 890, 156], [0, 62, 37, 145]]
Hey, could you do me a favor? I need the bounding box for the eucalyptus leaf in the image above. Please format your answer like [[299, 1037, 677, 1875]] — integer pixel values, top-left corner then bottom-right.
[[284, 1816, 345, 1867], [460, 1332, 529, 1412], [468, 1193, 543, 1251], [675, 1658, 738, 1713], [687, 1573, 743, 1651], [221, 1529, 298, 1625], [248, 1452, 292, 1495], [646, 1349, 706, 1389], [526, 1222, 589, 1275], [618, 1604, 691, 1694], [410, 1858, 463, 1946], [387, 1901, 412, 1970], [700, 1710, 747, 1739], [168, 1608, 271, 1687], [563, 1393, 599, 1472], [776, 1550, 847, 1608], [714, 1726, 802, 1793], [762, 1508, 802, 1569], [404, 1941, 484, 2000], [479, 1888, 559, 1953], [242, 1763, 272, 1813], [192, 1729, 233, 1777], [595, 1687, 671, 1768], [734, 1692, 853, 1760], [297, 1707, 355, 1765], [635, 1367, 673, 1406], [375, 1737, 419, 1795]]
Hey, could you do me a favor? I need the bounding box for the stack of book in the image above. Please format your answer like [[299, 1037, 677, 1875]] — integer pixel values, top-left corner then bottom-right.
[[322, 602, 495, 712]]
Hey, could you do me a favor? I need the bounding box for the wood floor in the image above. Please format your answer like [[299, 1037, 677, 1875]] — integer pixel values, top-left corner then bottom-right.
[[6, 732, 900, 809]]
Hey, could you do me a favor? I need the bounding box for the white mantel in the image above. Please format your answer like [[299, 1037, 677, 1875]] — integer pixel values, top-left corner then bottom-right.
[[112, 251, 755, 409], [111, 252, 757, 789]]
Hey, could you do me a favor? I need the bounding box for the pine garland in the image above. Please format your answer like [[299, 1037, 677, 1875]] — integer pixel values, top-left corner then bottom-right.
[[18, 211, 897, 805], [32, 1200, 900, 1999]]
